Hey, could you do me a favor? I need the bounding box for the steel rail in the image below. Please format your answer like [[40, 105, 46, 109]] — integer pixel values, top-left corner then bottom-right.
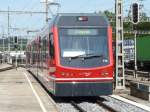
[[97, 100, 119, 112], [71, 101, 87, 112]]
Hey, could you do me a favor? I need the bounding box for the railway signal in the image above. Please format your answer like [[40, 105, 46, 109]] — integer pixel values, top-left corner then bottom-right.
[[131, 2, 140, 78], [13, 36, 18, 69], [14, 36, 18, 44], [132, 3, 139, 24]]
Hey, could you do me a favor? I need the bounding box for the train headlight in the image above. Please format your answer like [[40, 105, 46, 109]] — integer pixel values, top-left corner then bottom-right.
[[61, 72, 66, 76], [72, 82, 76, 84], [61, 72, 74, 77], [101, 72, 109, 77]]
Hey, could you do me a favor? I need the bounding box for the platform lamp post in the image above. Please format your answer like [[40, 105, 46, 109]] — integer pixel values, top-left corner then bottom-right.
[[131, 2, 140, 78]]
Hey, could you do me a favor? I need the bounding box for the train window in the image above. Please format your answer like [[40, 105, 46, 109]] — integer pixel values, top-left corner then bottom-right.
[[46, 37, 48, 59], [33, 42, 36, 64], [31, 44, 34, 64], [49, 33, 55, 59], [39, 37, 42, 65], [42, 37, 47, 62]]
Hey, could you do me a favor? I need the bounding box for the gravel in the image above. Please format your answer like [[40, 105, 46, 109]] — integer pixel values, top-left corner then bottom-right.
[[57, 96, 149, 112], [58, 102, 108, 112], [102, 96, 149, 112], [78, 102, 108, 112], [57, 103, 79, 112]]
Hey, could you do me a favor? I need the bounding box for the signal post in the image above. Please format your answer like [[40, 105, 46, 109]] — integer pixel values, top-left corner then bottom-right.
[[14, 36, 18, 69], [132, 2, 140, 78]]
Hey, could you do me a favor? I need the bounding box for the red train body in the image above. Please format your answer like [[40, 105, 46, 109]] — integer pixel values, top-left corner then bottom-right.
[[26, 13, 114, 96]]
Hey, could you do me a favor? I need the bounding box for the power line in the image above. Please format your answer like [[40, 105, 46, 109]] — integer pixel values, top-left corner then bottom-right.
[[0, 10, 46, 14]]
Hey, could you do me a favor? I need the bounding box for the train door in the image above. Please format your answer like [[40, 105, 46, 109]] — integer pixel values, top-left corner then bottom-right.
[[33, 41, 36, 75], [48, 32, 55, 91], [41, 36, 47, 85], [35, 39, 39, 77], [29, 45, 32, 69], [38, 36, 44, 79], [45, 35, 49, 86], [36, 37, 41, 78]]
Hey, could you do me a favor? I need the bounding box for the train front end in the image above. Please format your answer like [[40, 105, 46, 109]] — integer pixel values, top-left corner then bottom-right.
[[50, 14, 113, 96]]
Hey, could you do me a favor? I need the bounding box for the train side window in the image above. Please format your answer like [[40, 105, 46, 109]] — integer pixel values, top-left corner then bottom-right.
[[42, 37, 47, 62], [39, 37, 42, 64], [49, 33, 54, 59], [31, 44, 34, 64], [33, 42, 36, 64]]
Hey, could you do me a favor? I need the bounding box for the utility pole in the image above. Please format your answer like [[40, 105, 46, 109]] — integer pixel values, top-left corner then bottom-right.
[[134, 30, 137, 78], [7, 7, 10, 63], [46, 0, 49, 22], [2, 35, 5, 63], [0, 8, 46, 63], [2, 26, 5, 63], [115, 0, 125, 89]]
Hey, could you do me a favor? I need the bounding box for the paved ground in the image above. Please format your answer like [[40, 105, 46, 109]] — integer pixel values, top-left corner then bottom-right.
[[120, 94, 150, 107], [0, 67, 58, 112]]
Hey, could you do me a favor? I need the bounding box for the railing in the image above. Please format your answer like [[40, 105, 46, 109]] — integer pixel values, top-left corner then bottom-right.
[[125, 69, 150, 81]]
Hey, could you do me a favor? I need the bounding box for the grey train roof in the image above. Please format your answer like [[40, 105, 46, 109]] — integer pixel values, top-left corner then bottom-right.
[[48, 13, 110, 27], [37, 13, 110, 37]]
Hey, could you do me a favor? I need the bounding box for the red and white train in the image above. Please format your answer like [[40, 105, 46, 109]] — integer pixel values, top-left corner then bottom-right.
[[26, 13, 114, 96]]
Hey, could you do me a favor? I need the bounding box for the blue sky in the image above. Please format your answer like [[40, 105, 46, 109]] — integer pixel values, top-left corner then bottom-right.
[[0, 0, 149, 37]]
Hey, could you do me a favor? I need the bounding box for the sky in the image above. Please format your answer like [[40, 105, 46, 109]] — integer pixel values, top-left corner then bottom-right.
[[0, 0, 149, 37]]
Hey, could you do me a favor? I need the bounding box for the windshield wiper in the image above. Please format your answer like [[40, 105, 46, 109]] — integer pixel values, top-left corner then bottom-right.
[[82, 54, 103, 59], [67, 53, 103, 60]]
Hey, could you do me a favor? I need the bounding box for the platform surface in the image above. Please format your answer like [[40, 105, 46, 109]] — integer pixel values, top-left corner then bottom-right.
[[0, 68, 58, 112], [0, 64, 12, 69]]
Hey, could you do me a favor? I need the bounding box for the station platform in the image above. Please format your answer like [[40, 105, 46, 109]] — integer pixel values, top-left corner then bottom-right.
[[0, 67, 58, 112], [0, 64, 13, 69]]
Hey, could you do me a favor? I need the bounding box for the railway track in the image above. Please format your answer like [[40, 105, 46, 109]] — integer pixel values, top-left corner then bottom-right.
[[71, 101, 86, 112], [58, 98, 119, 112], [96, 100, 118, 112]]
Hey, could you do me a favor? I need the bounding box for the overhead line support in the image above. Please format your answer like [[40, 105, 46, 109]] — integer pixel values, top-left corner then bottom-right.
[[115, 0, 125, 89]]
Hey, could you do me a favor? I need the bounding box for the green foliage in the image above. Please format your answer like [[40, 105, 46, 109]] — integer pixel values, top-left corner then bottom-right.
[[136, 22, 150, 31], [102, 10, 150, 39]]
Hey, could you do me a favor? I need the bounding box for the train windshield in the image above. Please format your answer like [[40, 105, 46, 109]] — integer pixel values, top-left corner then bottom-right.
[[59, 28, 108, 59]]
